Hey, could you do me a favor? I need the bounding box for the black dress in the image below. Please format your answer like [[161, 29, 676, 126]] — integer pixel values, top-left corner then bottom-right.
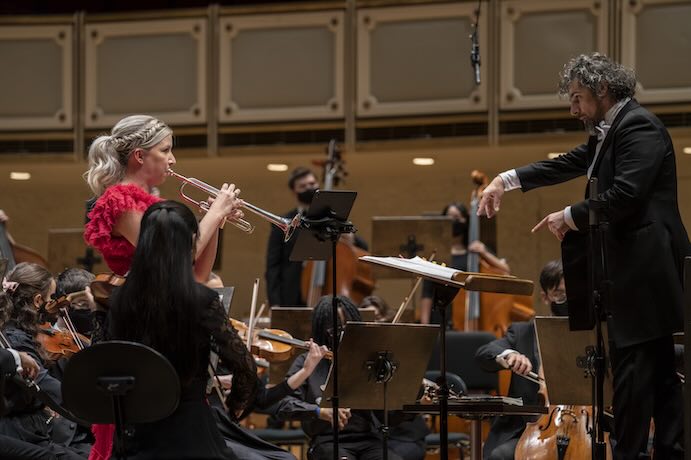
[[97, 285, 258, 460]]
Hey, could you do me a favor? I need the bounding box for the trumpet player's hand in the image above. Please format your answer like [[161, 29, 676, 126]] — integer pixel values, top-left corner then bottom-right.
[[207, 183, 244, 223]]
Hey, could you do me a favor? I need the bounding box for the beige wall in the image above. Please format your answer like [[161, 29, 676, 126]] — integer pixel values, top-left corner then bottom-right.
[[2, 128, 691, 318]]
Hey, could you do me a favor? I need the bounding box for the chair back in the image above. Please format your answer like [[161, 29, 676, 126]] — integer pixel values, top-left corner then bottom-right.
[[427, 330, 498, 392]]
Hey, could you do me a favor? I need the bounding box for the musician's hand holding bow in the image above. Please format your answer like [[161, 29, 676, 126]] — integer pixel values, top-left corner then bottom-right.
[[477, 176, 505, 218], [319, 407, 351, 430], [532, 210, 570, 241], [505, 351, 533, 376], [18, 351, 39, 380]]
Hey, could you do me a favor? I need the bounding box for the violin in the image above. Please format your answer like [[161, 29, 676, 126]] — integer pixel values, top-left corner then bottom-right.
[[229, 318, 332, 363], [515, 404, 612, 459], [90, 272, 126, 307], [36, 323, 90, 362]]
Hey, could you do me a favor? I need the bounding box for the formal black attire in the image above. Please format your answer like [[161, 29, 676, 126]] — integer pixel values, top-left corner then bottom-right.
[[97, 285, 259, 460], [211, 378, 297, 460], [265, 209, 304, 306], [0, 324, 87, 459], [475, 322, 540, 460], [274, 353, 402, 460], [515, 99, 689, 459]]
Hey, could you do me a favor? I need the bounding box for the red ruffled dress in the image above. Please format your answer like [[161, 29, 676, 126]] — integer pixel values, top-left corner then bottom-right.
[[84, 184, 162, 276], [83, 183, 161, 460]]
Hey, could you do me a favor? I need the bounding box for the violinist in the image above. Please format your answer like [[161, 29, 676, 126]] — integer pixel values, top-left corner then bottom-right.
[[211, 339, 329, 460], [419, 202, 509, 326], [0, 262, 87, 459], [274, 295, 403, 460], [473, 260, 563, 460], [54, 268, 96, 338], [83, 114, 243, 283], [92, 200, 258, 459], [0, 297, 61, 460]]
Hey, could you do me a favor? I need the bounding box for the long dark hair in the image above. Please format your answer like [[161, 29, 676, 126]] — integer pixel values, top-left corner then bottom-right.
[[5, 262, 54, 337], [109, 200, 202, 383], [311, 295, 361, 349]]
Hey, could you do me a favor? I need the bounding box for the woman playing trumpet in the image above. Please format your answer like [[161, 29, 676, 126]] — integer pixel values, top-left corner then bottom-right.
[[83, 114, 242, 282]]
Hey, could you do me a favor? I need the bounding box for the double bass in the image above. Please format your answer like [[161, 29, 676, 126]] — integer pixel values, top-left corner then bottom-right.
[[452, 171, 534, 335], [300, 140, 375, 306], [0, 220, 48, 270]]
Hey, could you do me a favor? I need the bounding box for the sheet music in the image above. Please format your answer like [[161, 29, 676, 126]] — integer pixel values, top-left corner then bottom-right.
[[360, 255, 467, 283]]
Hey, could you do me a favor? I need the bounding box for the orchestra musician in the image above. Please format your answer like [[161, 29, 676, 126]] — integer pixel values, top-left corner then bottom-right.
[[474, 260, 564, 460], [83, 114, 242, 283], [265, 166, 319, 307], [264, 166, 369, 308], [54, 268, 96, 338], [477, 52, 688, 459], [90, 200, 258, 459], [211, 339, 329, 460], [0, 294, 61, 460], [274, 295, 403, 460], [0, 262, 87, 459], [419, 202, 509, 326]]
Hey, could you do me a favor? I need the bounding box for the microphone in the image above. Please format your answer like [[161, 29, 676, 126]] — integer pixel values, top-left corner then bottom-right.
[[470, 29, 480, 85]]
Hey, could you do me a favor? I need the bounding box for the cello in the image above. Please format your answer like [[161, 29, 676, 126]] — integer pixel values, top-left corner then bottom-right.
[[300, 140, 375, 305]]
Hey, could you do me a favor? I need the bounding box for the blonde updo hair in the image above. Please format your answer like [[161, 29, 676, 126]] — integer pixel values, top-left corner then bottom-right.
[[84, 115, 173, 196]]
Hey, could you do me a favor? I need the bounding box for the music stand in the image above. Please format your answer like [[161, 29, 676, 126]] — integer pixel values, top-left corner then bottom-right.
[[212, 287, 235, 315], [534, 316, 613, 407], [321, 322, 439, 460], [371, 216, 453, 277], [62, 341, 180, 460], [289, 189, 357, 460], [361, 255, 533, 460]]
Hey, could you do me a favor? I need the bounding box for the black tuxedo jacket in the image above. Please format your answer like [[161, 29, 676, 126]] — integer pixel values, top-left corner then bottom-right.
[[265, 208, 304, 306], [475, 322, 540, 457], [516, 100, 691, 347]]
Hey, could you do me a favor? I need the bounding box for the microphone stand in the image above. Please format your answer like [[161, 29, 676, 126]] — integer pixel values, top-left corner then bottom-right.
[[587, 177, 609, 460]]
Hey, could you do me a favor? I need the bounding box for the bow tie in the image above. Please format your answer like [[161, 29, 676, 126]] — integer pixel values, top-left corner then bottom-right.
[[595, 120, 611, 142]]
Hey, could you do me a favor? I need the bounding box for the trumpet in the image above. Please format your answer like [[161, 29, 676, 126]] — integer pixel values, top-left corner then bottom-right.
[[167, 169, 301, 242]]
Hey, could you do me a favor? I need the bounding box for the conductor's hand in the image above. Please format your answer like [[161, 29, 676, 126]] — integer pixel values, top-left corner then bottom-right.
[[319, 407, 351, 430], [532, 210, 570, 241], [302, 340, 329, 376], [477, 176, 505, 218], [0, 210, 8, 223], [505, 352, 533, 376], [207, 183, 245, 223], [18, 352, 39, 380]]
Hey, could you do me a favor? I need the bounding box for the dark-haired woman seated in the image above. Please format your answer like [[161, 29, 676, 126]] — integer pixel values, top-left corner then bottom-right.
[[91, 200, 258, 459], [1, 263, 88, 459]]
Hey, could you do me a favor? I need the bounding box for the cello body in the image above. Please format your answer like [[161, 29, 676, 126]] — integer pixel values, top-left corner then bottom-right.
[[515, 405, 612, 459]]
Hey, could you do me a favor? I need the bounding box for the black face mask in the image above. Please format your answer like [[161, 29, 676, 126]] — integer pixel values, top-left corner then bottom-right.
[[452, 220, 467, 237], [551, 300, 569, 317], [297, 188, 317, 205]]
